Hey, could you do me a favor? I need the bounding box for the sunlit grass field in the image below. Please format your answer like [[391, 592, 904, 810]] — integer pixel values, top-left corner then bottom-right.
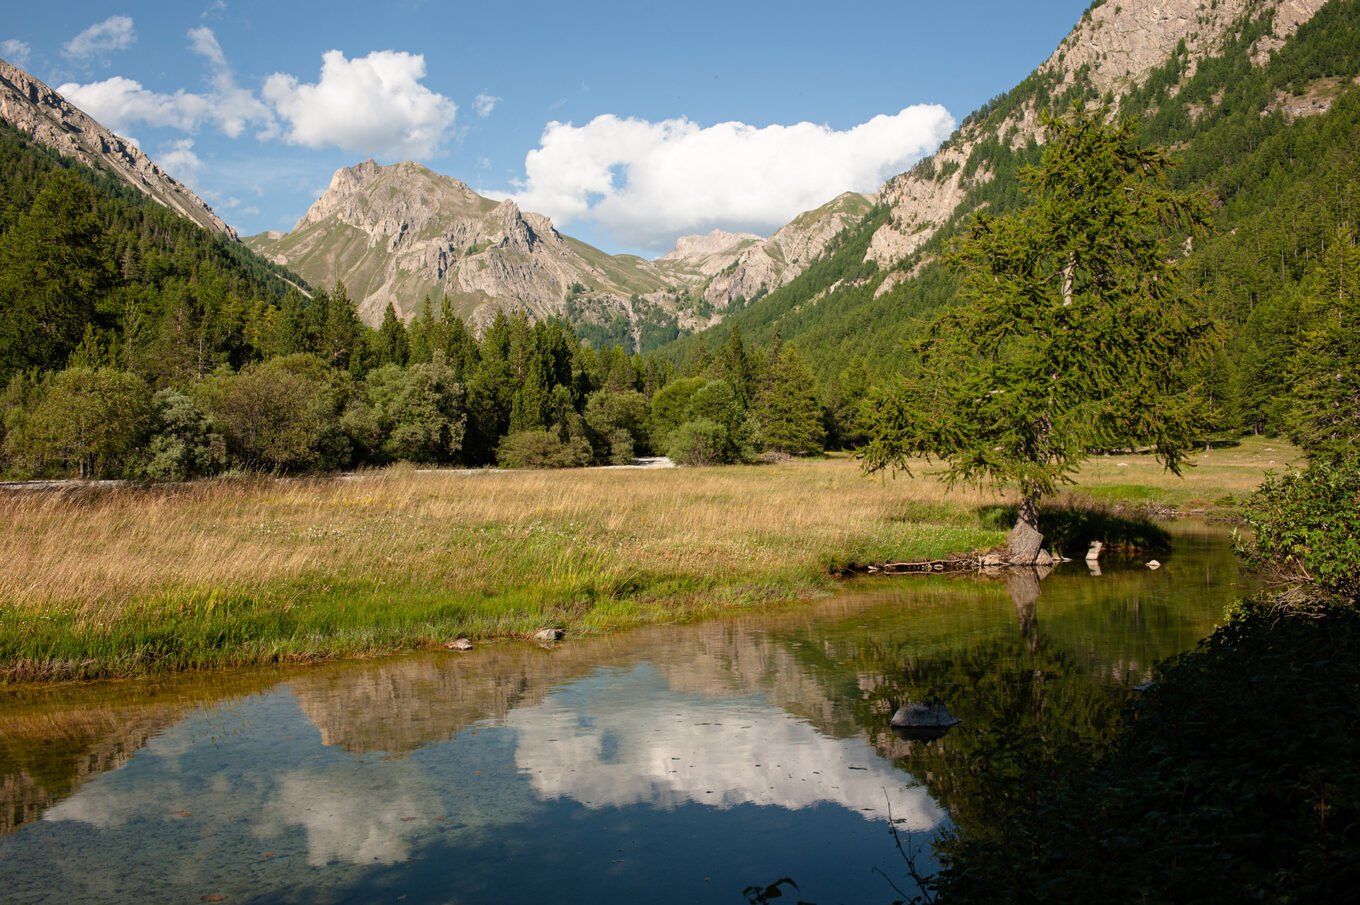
[[0, 437, 1296, 682]]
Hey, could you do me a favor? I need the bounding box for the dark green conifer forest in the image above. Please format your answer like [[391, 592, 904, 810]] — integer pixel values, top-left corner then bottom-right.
[[0, 120, 831, 478]]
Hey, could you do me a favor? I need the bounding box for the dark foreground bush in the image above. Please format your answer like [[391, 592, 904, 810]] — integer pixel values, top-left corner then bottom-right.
[[936, 595, 1360, 904]]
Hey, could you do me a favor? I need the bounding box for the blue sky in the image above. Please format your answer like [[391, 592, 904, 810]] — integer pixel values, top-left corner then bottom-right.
[[3, 1, 1093, 255]]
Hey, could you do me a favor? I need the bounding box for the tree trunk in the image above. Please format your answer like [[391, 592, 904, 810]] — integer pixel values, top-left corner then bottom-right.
[[1005, 492, 1044, 563], [1006, 569, 1041, 655]]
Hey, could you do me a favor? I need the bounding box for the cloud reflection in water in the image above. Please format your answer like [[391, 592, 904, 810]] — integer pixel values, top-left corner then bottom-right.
[[508, 665, 942, 829]]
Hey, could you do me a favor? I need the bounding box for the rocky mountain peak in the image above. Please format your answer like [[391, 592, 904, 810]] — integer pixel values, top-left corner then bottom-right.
[[660, 229, 765, 264], [294, 159, 493, 239], [1042, 0, 1328, 98], [0, 55, 236, 239], [864, 0, 1330, 279]]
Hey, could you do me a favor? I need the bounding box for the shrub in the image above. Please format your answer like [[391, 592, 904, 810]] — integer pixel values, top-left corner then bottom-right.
[[2, 367, 151, 478], [142, 388, 226, 481], [650, 377, 707, 450], [495, 430, 592, 468], [196, 354, 350, 472], [667, 419, 728, 466], [607, 428, 635, 465], [1238, 460, 1360, 599], [352, 354, 466, 464], [584, 388, 651, 462]]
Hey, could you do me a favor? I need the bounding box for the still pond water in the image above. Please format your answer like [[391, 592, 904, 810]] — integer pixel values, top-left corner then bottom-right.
[[0, 523, 1250, 904]]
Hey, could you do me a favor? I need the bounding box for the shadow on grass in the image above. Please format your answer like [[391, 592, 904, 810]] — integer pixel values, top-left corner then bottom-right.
[[977, 502, 1172, 557]]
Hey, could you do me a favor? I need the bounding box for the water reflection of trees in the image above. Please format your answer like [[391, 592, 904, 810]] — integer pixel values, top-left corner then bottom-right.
[[0, 672, 280, 835], [777, 568, 1138, 897]]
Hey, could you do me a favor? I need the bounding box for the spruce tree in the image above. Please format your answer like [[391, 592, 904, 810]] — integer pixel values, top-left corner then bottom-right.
[[374, 301, 411, 367], [1286, 225, 1360, 464], [863, 107, 1215, 560], [755, 343, 825, 455], [0, 171, 116, 376]]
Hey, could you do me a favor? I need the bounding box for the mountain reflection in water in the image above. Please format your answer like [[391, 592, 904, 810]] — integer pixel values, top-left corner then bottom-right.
[[0, 522, 1246, 904]]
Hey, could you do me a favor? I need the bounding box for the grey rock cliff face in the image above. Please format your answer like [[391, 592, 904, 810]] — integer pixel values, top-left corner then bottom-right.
[[0, 56, 236, 239], [252, 159, 638, 327], [865, 0, 1329, 280], [250, 158, 874, 334]]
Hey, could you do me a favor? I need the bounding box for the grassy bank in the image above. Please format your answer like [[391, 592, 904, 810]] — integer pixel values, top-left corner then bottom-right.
[[0, 439, 1295, 682]]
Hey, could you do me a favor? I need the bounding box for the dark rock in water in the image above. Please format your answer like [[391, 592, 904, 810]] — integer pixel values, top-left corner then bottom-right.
[[892, 723, 954, 742], [891, 701, 962, 741]]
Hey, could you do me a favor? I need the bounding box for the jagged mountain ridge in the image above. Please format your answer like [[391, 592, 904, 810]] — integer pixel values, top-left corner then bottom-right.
[[0, 56, 236, 239], [249, 160, 673, 333], [655, 191, 875, 308], [246, 158, 871, 343]]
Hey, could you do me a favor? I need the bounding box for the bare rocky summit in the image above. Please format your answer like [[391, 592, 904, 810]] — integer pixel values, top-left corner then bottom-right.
[[0, 56, 236, 239], [249, 159, 870, 335], [249, 160, 671, 330]]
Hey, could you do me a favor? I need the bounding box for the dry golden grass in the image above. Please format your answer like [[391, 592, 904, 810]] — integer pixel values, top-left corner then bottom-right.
[[0, 436, 1297, 680], [1062, 436, 1300, 509], [0, 457, 1000, 612]]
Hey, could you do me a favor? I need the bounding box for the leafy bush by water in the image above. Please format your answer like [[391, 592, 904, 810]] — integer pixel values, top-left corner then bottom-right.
[[1238, 460, 1360, 598]]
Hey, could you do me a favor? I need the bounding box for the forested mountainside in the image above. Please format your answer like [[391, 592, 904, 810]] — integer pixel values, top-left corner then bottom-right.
[[0, 55, 236, 238], [0, 117, 306, 382], [0, 86, 832, 480], [656, 0, 1359, 436]]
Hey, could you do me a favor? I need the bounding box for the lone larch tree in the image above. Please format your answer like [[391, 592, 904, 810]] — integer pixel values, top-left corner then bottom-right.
[[862, 106, 1216, 561]]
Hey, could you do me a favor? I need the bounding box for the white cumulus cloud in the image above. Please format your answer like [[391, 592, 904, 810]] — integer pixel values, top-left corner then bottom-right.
[[158, 138, 202, 183], [59, 28, 273, 140], [506, 106, 955, 251], [58, 75, 209, 134], [473, 92, 500, 118], [64, 15, 137, 58], [2, 39, 32, 66], [263, 50, 456, 158]]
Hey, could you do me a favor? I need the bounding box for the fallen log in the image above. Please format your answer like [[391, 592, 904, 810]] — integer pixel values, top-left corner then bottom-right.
[[863, 558, 975, 575], [857, 552, 1071, 576]]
